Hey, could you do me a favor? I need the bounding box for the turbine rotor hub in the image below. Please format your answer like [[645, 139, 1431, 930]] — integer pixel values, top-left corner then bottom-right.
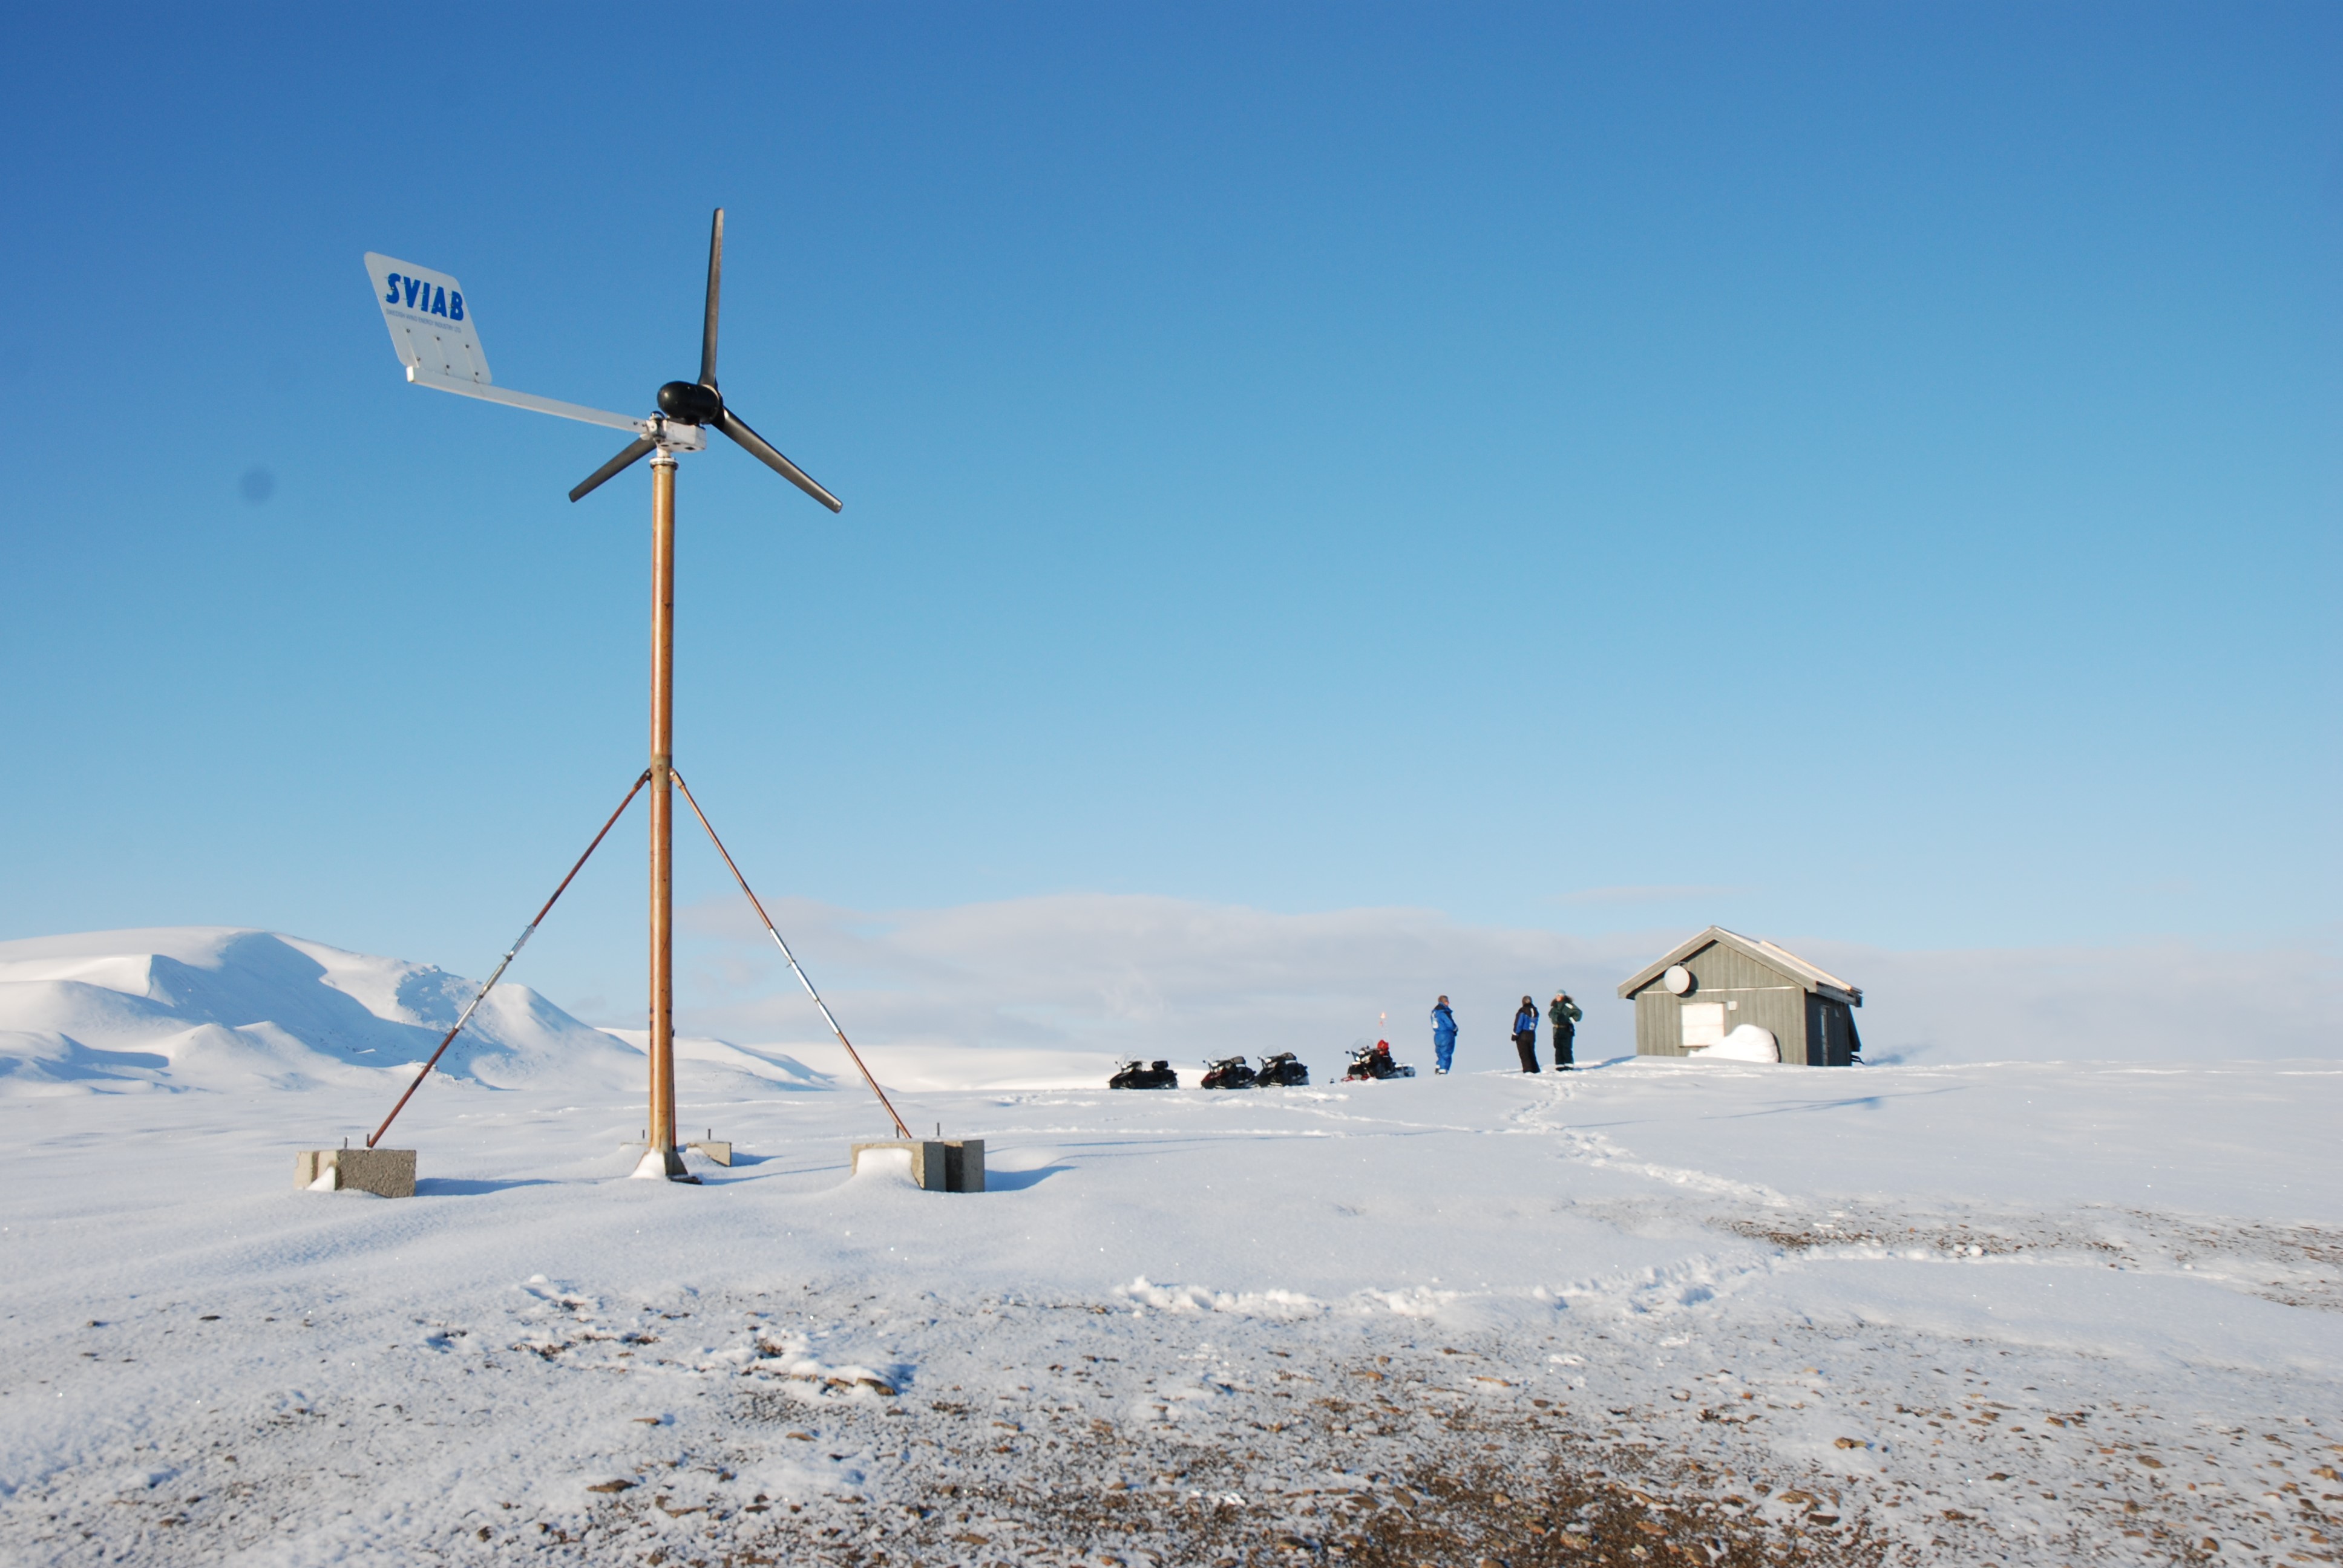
[[657, 381, 724, 424]]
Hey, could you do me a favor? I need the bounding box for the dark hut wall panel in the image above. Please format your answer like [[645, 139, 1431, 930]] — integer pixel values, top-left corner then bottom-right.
[[1815, 998, 1858, 1065], [1635, 990, 1682, 1056], [1729, 986, 1809, 1060]]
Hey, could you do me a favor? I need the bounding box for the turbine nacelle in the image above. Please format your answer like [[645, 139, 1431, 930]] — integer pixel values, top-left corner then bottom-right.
[[657, 380, 724, 425]]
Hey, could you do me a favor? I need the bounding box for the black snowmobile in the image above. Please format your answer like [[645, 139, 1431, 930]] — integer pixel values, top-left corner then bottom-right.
[[1252, 1052, 1309, 1087], [1342, 1039, 1415, 1082], [1200, 1056, 1258, 1090], [1109, 1059, 1179, 1090]]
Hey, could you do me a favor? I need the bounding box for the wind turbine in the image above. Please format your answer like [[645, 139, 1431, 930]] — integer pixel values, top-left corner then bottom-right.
[[362, 211, 896, 1181]]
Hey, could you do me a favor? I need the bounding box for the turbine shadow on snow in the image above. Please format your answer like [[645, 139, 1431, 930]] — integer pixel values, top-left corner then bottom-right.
[[413, 1177, 561, 1197], [982, 1163, 1073, 1192], [1703, 1086, 1971, 1120]]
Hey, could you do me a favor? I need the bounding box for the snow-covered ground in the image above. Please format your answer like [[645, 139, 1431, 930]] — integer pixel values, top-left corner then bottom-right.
[[3, 929, 2338, 1566]]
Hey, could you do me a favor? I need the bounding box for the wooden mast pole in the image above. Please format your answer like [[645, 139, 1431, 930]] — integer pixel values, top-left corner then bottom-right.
[[647, 448, 683, 1177]]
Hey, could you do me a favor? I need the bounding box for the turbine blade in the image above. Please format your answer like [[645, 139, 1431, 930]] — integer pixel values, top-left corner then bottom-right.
[[717, 408, 842, 512], [568, 436, 657, 502], [699, 208, 724, 389]]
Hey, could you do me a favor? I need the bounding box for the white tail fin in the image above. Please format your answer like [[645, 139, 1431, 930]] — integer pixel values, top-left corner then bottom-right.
[[363, 251, 646, 433], [364, 253, 491, 384]]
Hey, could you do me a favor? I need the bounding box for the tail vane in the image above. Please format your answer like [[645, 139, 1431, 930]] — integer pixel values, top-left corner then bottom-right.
[[364, 253, 491, 385]]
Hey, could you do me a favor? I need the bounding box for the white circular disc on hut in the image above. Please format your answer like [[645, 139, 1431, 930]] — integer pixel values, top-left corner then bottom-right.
[[1662, 964, 1694, 995]]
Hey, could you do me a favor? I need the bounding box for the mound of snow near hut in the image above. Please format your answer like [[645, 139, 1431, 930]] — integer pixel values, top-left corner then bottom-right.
[[1689, 1022, 1780, 1062]]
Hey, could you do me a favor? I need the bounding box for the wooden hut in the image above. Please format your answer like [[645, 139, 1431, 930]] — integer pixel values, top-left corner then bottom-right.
[[1616, 926, 1863, 1065]]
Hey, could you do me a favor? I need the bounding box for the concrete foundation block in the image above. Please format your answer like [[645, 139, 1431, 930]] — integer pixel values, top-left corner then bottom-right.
[[687, 1140, 733, 1166], [850, 1138, 984, 1192], [296, 1148, 416, 1198]]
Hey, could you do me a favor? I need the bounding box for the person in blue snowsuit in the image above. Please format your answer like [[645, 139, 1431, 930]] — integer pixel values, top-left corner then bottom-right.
[[1430, 996, 1458, 1074], [1512, 996, 1541, 1073]]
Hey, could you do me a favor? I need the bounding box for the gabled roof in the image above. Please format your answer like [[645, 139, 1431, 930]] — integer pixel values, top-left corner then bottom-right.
[[1614, 926, 1861, 1005]]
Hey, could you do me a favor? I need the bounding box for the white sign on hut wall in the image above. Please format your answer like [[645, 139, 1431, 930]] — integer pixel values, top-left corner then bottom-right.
[[1681, 1002, 1728, 1050]]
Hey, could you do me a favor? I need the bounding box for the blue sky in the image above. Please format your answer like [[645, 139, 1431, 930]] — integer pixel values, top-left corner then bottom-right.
[[2, 5, 2336, 1026]]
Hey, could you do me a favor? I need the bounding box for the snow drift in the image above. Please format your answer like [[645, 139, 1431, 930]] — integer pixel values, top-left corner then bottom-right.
[[1689, 1023, 1780, 1062]]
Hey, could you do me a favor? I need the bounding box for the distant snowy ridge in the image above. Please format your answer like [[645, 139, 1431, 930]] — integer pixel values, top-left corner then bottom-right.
[[0, 926, 1112, 1102], [0, 927, 647, 1097], [598, 1028, 835, 1091]]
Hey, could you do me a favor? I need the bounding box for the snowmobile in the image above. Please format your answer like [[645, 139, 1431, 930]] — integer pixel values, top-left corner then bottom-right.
[[1342, 1039, 1415, 1082], [1252, 1052, 1309, 1087], [1200, 1056, 1258, 1090], [1109, 1059, 1179, 1090]]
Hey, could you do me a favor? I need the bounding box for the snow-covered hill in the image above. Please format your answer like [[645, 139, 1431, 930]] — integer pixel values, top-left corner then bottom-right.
[[0, 927, 828, 1100]]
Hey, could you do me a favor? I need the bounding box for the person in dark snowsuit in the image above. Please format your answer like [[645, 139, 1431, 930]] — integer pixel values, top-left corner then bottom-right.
[[1430, 996, 1458, 1075], [1511, 996, 1541, 1073], [1548, 991, 1582, 1070]]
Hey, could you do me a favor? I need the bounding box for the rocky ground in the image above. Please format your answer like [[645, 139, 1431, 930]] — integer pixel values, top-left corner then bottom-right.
[[13, 1272, 2334, 1567], [6, 1059, 2338, 1566]]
